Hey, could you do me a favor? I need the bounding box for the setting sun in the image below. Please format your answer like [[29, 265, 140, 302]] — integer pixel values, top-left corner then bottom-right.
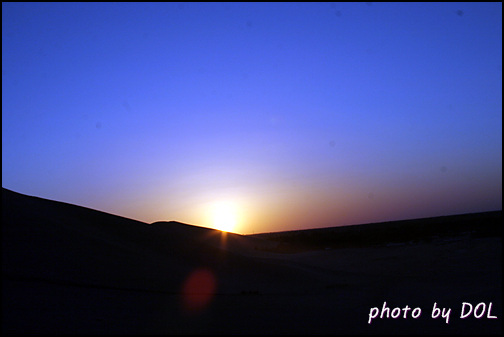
[[212, 202, 238, 232]]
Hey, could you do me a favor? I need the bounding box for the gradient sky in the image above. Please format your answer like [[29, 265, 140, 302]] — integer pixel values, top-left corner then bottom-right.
[[2, 2, 502, 234]]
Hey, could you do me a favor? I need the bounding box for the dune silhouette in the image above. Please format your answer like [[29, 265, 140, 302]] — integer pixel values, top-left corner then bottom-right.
[[2, 188, 308, 293], [2, 188, 501, 334]]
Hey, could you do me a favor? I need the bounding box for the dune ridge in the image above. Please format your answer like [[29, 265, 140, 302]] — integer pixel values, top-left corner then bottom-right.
[[2, 188, 501, 334]]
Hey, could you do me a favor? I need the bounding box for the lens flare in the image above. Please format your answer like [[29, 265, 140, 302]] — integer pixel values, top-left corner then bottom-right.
[[181, 268, 217, 314]]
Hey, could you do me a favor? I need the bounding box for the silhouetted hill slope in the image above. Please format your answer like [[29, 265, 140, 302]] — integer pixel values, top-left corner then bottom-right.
[[250, 210, 501, 251], [2, 188, 501, 334], [2, 188, 296, 292], [3, 188, 187, 290]]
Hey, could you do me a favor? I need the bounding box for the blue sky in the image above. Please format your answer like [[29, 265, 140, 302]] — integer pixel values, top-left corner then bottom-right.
[[2, 2, 502, 234]]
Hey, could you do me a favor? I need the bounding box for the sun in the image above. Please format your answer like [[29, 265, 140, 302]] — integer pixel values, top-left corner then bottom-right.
[[212, 202, 237, 232]]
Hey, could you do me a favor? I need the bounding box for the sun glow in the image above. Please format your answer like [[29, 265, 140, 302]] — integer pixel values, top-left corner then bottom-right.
[[212, 202, 238, 232]]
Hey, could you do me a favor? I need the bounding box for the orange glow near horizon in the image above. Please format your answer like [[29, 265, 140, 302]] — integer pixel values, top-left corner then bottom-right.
[[106, 170, 502, 236]]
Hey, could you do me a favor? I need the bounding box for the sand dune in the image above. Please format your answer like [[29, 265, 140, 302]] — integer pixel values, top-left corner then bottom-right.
[[2, 188, 501, 334]]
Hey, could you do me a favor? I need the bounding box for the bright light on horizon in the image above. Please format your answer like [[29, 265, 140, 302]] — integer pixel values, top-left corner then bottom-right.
[[211, 201, 239, 233]]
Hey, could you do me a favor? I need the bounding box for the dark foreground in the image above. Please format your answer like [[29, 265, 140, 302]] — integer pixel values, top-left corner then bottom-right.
[[2, 188, 502, 334]]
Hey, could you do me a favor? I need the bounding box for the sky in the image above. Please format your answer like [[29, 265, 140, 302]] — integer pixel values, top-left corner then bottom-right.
[[2, 2, 502, 234]]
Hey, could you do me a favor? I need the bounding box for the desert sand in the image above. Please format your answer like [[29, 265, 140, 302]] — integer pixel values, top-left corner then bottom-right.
[[2, 188, 501, 334]]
